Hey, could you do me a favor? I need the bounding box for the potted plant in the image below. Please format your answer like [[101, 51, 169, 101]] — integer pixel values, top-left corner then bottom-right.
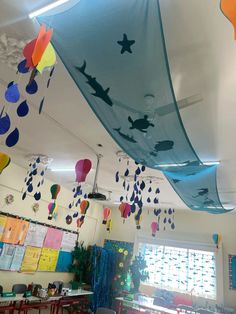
[[69, 242, 91, 288], [129, 254, 149, 293]]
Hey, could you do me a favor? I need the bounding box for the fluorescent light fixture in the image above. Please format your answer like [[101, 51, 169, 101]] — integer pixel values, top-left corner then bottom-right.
[[29, 0, 70, 19], [157, 161, 220, 168], [50, 168, 74, 172]]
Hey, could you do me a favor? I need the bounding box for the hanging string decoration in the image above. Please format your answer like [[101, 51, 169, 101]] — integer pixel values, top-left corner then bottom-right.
[[116, 152, 162, 228], [1, 25, 56, 148], [68, 159, 92, 211], [0, 152, 11, 174], [48, 184, 61, 220], [102, 207, 111, 224], [22, 155, 50, 201]]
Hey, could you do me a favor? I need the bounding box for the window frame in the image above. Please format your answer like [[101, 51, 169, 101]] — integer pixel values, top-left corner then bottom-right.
[[134, 233, 224, 304]]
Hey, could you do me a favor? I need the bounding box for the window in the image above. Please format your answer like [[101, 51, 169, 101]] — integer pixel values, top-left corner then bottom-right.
[[139, 242, 216, 300]]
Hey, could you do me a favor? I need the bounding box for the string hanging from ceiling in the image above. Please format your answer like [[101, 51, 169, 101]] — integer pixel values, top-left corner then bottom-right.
[[38, 0, 233, 213]]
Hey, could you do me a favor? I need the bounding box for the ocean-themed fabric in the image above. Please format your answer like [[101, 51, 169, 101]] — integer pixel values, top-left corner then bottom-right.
[[38, 0, 232, 213]]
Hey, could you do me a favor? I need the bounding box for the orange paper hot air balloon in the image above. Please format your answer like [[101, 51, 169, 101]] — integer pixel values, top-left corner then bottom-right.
[[80, 200, 90, 215], [221, 0, 236, 39]]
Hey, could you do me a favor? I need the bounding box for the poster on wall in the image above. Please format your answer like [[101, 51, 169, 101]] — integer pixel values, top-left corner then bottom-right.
[[1, 218, 29, 245], [0, 242, 15, 270], [38, 248, 59, 272], [0, 215, 7, 241], [61, 231, 77, 252], [56, 251, 72, 272], [43, 228, 63, 250], [10, 246, 26, 271], [21, 246, 41, 272], [24, 223, 48, 248]]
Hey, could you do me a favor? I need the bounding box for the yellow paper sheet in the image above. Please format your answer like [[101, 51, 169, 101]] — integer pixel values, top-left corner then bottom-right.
[[1, 218, 29, 245], [0, 215, 7, 241], [21, 246, 41, 272], [38, 248, 59, 272]]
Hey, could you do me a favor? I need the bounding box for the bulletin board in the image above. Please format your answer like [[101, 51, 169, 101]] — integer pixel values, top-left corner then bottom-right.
[[0, 212, 77, 273]]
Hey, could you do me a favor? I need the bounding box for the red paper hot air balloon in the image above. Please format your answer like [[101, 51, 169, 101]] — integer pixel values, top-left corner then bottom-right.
[[119, 202, 131, 219], [75, 159, 92, 184], [221, 0, 236, 39], [77, 216, 85, 228], [80, 200, 90, 215], [103, 207, 111, 224], [151, 221, 158, 237]]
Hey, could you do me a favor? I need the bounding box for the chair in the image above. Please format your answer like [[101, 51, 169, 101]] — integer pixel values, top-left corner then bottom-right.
[[96, 308, 116, 314], [12, 284, 27, 294]]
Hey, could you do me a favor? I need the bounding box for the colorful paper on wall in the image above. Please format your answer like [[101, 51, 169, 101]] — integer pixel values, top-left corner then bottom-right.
[[0, 242, 15, 270], [10, 246, 26, 271], [1, 218, 29, 245], [21, 246, 41, 272], [56, 251, 72, 272], [24, 223, 48, 247], [0, 215, 7, 241], [38, 248, 59, 272], [61, 231, 77, 252], [43, 228, 63, 250]]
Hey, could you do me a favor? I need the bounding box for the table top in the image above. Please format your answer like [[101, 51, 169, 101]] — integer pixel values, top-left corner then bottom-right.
[[0, 290, 93, 303], [116, 297, 177, 314]]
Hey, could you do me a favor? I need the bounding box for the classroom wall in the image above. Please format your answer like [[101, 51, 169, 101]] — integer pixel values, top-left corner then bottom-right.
[[105, 207, 236, 310], [0, 162, 106, 290]]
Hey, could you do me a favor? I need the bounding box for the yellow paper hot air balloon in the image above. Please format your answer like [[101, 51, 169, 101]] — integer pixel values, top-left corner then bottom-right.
[[221, 0, 236, 39], [36, 43, 56, 73], [0, 152, 11, 174]]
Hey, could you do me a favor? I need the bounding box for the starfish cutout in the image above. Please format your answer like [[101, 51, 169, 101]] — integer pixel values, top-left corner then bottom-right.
[[117, 33, 135, 54]]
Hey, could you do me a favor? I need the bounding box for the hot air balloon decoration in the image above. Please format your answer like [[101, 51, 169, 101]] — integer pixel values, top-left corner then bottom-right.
[[212, 233, 222, 249], [134, 209, 142, 230], [48, 184, 61, 220], [220, 0, 236, 39], [68, 159, 92, 210], [0, 152, 11, 174], [151, 221, 158, 237], [119, 202, 131, 223], [103, 207, 111, 224], [106, 219, 112, 233], [76, 200, 90, 233]]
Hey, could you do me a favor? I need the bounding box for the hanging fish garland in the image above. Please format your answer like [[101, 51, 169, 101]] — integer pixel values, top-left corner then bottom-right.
[[48, 184, 61, 220], [1, 25, 57, 148], [68, 159, 92, 211], [22, 156, 48, 201]]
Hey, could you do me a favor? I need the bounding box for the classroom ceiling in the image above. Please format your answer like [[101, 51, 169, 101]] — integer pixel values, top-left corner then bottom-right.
[[0, 0, 236, 211]]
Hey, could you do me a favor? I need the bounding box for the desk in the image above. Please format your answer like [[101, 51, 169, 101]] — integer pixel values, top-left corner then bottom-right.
[[0, 290, 93, 314], [116, 297, 178, 314]]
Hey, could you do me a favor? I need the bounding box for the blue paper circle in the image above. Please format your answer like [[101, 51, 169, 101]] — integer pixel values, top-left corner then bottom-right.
[[17, 60, 29, 74], [5, 83, 20, 103], [26, 80, 38, 94]]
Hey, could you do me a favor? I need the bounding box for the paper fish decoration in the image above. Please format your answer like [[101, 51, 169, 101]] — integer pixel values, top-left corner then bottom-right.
[[0, 152, 11, 174], [75, 159, 92, 183], [103, 207, 111, 224], [221, 0, 236, 39], [212, 233, 222, 249]]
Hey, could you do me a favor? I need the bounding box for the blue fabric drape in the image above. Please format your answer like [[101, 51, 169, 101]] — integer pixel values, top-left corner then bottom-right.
[[91, 246, 116, 311], [38, 0, 233, 213]]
